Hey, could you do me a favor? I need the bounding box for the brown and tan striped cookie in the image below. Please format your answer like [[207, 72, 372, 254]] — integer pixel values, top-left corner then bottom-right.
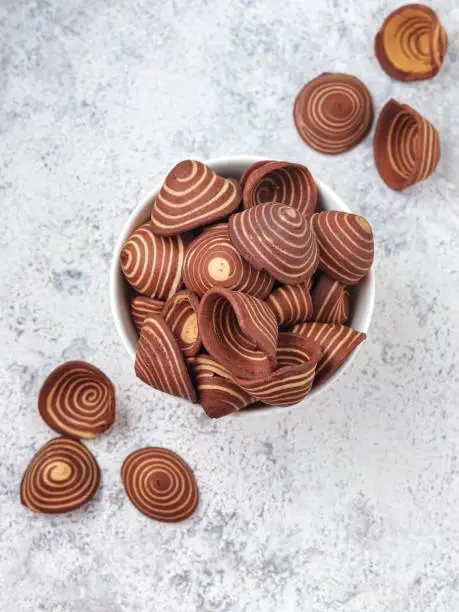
[[121, 447, 198, 522], [198, 287, 278, 379], [183, 224, 274, 298], [161, 290, 201, 357], [38, 361, 115, 440], [234, 333, 322, 406], [150, 160, 241, 235], [310, 212, 374, 285], [191, 355, 252, 418], [20, 437, 100, 514], [375, 4, 448, 82], [294, 73, 373, 154], [131, 296, 165, 331], [135, 314, 197, 403], [241, 160, 317, 217], [291, 322, 366, 386], [266, 282, 313, 327], [229, 203, 319, 285], [311, 274, 349, 324], [374, 99, 440, 190], [120, 223, 188, 299]]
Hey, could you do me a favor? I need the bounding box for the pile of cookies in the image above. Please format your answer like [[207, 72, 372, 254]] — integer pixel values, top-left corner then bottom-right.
[[294, 4, 446, 190], [120, 159, 374, 418]]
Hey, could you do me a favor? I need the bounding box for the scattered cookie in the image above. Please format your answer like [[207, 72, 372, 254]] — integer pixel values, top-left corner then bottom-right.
[[294, 73, 373, 154], [131, 296, 165, 331], [266, 282, 313, 327], [120, 223, 188, 299], [161, 290, 201, 357], [135, 314, 197, 403], [183, 223, 273, 298], [198, 287, 278, 379], [229, 203, 319, 284], [291, 322, 366, 386], [374, 99, 440, 190], [150, 160, 240, 235], [121, 447, 198, 522], [241, 160, 317, 217], [311, 274, 349, 324], [375, 4, 447, 82], [38, 361, 115, 439], [310, 211, 374, 285], [20, 437, 100, 514]]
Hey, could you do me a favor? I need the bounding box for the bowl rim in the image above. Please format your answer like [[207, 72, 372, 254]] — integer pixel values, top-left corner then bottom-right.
[[109, 155, 375, 413]]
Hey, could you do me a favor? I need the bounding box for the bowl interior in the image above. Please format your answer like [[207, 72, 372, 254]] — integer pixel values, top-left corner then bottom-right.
[[110, 155, 375, 409]]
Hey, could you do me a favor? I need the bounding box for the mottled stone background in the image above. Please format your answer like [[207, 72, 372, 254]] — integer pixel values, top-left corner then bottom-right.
[[1, 0, 459, 610]]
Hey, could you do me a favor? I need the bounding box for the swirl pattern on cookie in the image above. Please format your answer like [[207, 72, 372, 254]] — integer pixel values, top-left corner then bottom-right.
[[241, 160, 317, 217], [375, 4, 448, 82], [120, 223, 187, 299], [135, 314, 197, 403], [311, 275, 349, 324], [150, 160, 240, 235], [38, 361, 115, 439], [292, 322, 366, 386], [235, 333, 322, 406], [228, 203, 319, 284], [20, 437, 100, 514], [161, 290, 201, 357], [121, 447, 198, 522], [374, 99, 440, 190], [183, 224, 273, 298], [294, 73, 373, 154], [310, 212, 374, 285], [198, 287, 278, 379], [131, 296, 165, 331], [266, 282, 313, 327]]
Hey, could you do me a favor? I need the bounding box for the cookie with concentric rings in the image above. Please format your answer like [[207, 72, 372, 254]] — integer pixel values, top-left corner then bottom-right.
[[161, 290, 201, 357]]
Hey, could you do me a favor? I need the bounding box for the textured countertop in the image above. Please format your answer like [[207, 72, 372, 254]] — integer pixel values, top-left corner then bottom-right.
[[1, 1, 459, 610]]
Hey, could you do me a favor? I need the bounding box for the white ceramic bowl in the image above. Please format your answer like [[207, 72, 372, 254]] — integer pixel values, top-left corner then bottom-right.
[[110, 155, 375, 411]]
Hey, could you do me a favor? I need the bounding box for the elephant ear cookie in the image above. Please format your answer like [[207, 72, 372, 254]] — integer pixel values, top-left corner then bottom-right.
[[20, 437, 100, 514], [229, 203, 319, 284], [135, 314, 197, 403], [310, 211, 374, 285], [183, 224, 274, 298], [161, 290, 201, 357], [234, 333, 322, 406], [374, 99, 440, 190], [375, 4, 448, 82], [120, 223, 188, 300], [131, 296, 165, 331], [241, 160, 317, 217], [121, 447, 198, 522], [294, 73, 373, 154], [150, 160, 240, 235], [198, 287, 278, 379], [266, 282, 313, 327], [292, 322, 366, 386], [311, 274, 349, 325]]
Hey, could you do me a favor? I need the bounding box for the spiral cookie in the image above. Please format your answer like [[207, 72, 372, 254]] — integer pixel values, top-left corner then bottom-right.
[[375, 4, 448, 82], [294, 73, 373, 154], [241, 160, 317, 217], [292, 322, 366, 386], [121, 448, 198, 522], [374, 99, 440, 191], [311, 274, 349, 325], [182, 224, 274, 299], [266, 282, 313, 327], [192, 355, 252, 418], [161, 290, 201, 357], [150, 160, 240, 235], [38, 361, 115, 439], [198, 287, 278, 379], [131, 296, 165, 331], [235, 333, 322, 406], [20, 437, 100, 514], [310, 212, 374, 285], [229, 203, 319, 284], [135, 314, 197, 403], [120, 223, 188, 299]]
